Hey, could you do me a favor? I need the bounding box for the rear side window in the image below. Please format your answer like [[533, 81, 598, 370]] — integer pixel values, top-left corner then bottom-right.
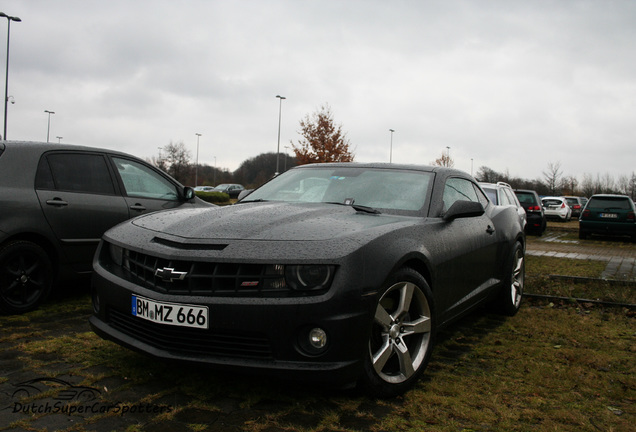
[[35, 153, 116, 195], [481, 187, 497, 204]]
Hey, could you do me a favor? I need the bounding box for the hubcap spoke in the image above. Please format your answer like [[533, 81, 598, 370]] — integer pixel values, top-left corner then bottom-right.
[[402, 315, 431, 336], [372, 338, 393, 373], [395, 283, 414, 319], [374, 303, 393, 328], [394, 338, 415, 378]]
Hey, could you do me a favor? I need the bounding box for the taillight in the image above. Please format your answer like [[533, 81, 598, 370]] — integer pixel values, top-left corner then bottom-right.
[[573, 205, 581, 210], [581, 209, 591, 219], [561, 203, 565, 208], [628, 212, 635, 221]]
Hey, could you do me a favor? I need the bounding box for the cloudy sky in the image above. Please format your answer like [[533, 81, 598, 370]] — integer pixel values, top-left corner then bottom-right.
[[3, 0, 635, 181]]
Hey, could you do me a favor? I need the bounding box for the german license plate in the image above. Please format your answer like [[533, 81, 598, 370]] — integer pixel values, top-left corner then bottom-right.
[[600, 213, 618, 218], [132, 295, 208, 329]]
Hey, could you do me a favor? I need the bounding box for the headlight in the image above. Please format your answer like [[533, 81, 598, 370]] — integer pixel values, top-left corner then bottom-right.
[[285, 265, 334, 291], [108, 243, 124, 266]]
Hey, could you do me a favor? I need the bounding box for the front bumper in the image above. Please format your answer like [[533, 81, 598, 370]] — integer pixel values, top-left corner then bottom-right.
[[89, 249, 375, 384]]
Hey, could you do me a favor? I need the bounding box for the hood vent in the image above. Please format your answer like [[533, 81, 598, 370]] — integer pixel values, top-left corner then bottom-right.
[[152, 237, 228, 251]]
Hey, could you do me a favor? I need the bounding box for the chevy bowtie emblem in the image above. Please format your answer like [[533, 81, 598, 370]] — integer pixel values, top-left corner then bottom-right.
[[155, 267, 187, 282]]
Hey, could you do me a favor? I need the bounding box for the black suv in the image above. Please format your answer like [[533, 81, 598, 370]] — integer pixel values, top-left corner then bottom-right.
[[514, 189, 547, 235], [0, 141, 209, 314]]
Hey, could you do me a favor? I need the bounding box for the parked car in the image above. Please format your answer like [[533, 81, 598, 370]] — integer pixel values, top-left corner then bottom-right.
[[564, 196, 585, 218], [212, 183, 245, 198], [579, 194, 636, 242], [514, 189, 547, 235], [0, 141, 210, 314], [194, 186, 214, 192], [541, 196, 572, 221], [479, 182, 527, 230], [90, 163, 526, 397]]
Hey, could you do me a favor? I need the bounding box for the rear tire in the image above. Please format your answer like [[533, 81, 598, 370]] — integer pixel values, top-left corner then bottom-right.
[[360, 268, 435, 397], [0, 240, 54, 314], [494, 242, 524, 316]]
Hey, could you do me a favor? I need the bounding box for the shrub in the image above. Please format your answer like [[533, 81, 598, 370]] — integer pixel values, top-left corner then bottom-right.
[[196, 191, 230, 204]]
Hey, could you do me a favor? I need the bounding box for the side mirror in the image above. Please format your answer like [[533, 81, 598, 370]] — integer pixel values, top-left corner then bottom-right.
[[183, 186, 195, 200], [237, 189, 253, 201], [443, 200, 485, 221]]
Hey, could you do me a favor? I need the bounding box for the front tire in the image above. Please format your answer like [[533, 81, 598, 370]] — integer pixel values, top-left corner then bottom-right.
[[495, 242, 524, 316], [0, 240, 54, 314], [360, 268, 435, 397]]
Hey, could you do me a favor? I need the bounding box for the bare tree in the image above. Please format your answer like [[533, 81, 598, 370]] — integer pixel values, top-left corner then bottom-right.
[[157, 141, 192, 184], [580, 173, 596, 197], [431, 151, 454, 168], [542, 161, 563, 195]]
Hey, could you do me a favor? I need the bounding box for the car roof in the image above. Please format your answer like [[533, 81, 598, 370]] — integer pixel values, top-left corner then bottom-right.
[[589, 194, 631, 199], [1, 140, 141, 159], [292, 162, 471, 177]]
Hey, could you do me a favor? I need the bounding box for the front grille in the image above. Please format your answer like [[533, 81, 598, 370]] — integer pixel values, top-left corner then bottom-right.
[[122, 249, 290, 297], [108, 308, 273, 359]]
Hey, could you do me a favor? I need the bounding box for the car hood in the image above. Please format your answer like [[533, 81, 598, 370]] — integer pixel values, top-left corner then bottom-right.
[[130, 202, 416, 241]]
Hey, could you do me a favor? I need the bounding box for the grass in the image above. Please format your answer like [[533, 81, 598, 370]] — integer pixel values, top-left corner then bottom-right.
[[526, 255, 636, 304], [1, 244, 634, 431]]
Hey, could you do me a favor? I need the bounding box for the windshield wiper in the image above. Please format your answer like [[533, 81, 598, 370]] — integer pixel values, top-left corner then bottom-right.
[[325, 201, 381, 214]]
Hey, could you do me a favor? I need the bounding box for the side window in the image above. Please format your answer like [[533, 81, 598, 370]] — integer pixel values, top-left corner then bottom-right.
[[113, 157, 179, 201], [36, 153, 116, 195], [499, 189, 512, 205], [443, 178, 480, 211], [502, 188, 517, 206]]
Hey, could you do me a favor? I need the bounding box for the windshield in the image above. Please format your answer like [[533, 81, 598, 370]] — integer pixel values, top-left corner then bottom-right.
[[244, 167, 433, 214]]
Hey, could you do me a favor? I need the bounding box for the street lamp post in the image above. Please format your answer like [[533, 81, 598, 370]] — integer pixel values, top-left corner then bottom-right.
[[275, 95, 286, 175], [1, 12, 21, 141], [56, 136, 62, 143], [389, 129, 395, 163], [44, 110, 55, 143], [195, 133, 202, 186]]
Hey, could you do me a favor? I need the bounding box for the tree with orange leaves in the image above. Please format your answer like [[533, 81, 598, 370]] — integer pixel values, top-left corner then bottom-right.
[[291, 104, 354, 164]]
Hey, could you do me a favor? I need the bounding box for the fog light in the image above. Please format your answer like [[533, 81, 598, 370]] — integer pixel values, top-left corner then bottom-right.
[[309, 328, 327, 349]]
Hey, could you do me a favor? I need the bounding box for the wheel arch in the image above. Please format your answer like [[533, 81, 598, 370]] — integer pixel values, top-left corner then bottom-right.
[[1, 232, 61, 274]]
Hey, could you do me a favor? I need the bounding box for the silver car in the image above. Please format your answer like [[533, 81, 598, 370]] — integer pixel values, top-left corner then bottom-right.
[[479, 182, 527, 230]]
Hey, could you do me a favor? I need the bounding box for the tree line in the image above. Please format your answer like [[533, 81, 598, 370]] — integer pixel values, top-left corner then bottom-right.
[[151, 105, 635, 200], [476, 161, 636, 199]]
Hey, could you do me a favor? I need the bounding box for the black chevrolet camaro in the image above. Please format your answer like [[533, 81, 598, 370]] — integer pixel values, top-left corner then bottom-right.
[[90, 163, 525, 396]]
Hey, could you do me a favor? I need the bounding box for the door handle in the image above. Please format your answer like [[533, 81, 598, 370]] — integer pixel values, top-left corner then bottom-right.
[[130, 204, 146, 212], [486, 225, 495, 235], [46, 198, 68, 207]]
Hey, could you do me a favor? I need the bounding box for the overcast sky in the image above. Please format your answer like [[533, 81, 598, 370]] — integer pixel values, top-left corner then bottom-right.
[[3, 0, 635, 181]]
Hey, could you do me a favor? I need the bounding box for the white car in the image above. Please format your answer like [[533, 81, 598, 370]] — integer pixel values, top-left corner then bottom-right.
[[541, 196, 572, 221]]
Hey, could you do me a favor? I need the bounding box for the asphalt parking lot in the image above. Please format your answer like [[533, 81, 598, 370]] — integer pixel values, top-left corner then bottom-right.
[[1, 224, 634, 432]]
